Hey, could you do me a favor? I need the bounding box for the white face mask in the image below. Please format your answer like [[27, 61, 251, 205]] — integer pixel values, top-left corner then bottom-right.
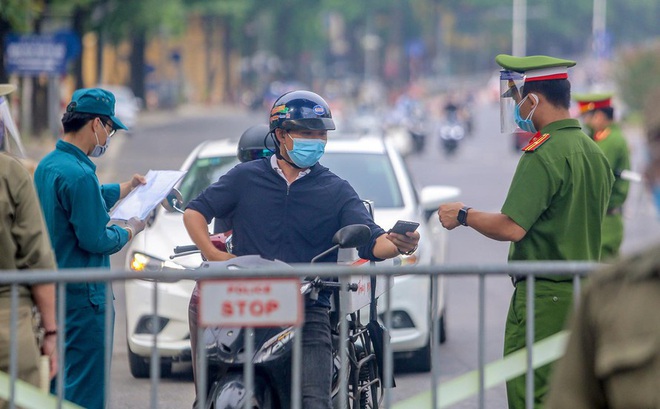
[[90, 121, 111, 157]]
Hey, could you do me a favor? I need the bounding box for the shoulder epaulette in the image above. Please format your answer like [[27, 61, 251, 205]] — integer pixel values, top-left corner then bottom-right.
[[522, 133, 551, 152]]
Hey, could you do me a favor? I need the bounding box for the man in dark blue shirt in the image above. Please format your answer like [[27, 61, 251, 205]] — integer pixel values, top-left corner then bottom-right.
[[184, 90, 419, 409]]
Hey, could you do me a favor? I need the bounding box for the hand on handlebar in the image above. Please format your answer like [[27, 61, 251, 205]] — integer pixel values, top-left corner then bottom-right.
[[203, 249, 236, 262]]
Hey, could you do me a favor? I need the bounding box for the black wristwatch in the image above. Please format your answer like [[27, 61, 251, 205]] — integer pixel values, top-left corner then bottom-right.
[[457, 206, 472, 226]]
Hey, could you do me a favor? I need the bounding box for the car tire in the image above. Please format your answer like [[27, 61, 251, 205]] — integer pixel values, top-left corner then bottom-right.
[[409, 313, 446, 373], [439, 314, 447, 344], [127, 342, 172, 379], [409, 342, 431, 373]]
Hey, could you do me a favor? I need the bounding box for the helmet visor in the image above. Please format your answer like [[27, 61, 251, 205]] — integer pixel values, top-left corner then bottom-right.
[[500, 70, 525, 133], [284, 118, 336, 131]]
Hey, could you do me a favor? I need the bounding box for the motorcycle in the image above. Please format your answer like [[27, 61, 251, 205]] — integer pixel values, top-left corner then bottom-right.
[[437, 115, 466, 157], [161, 206, 386, 409]]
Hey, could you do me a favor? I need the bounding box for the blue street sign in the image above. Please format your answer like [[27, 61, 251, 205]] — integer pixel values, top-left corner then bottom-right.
[[4, 31, 80, 76]]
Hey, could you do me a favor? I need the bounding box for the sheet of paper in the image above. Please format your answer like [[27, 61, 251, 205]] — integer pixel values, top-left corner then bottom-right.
[[110, 170, 186, 221]]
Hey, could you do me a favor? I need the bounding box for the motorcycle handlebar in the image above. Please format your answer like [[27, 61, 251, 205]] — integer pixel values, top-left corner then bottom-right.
[[173, 244, 199, 254]]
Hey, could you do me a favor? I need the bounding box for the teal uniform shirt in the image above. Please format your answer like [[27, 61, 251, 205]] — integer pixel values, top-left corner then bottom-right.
[[500, 119, 613, 409], [594, 123, 630, 259], [34, 140, 129, 307]]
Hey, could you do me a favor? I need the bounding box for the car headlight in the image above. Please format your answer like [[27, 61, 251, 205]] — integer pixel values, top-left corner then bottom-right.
[[129, 252, 165, 272]]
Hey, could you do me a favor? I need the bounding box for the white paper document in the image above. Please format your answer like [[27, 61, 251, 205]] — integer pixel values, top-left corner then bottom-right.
[[110, 170, 186, 221]]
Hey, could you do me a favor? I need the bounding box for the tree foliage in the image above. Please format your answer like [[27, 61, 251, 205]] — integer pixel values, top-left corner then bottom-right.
[[2, 0, 659, 110], [614, 41, 660, 113]]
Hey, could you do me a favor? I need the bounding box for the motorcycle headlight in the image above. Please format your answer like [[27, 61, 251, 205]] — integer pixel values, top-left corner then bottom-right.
[[396, 253, 418, 266], [129, 252, 165, 272]]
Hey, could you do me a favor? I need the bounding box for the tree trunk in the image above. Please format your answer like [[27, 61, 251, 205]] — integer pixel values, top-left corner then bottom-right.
[[203, 15, 217, 104], [220, 17, 232, 103], [72, 6, 88, 89], [31, 11, 48, 136], [130, 29, 147, 101], [0, 17, 9, 83]]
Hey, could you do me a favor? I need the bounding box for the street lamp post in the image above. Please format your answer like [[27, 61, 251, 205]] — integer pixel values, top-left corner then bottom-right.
[[512, 0, 527, 57], [592, 0, 607, 83]]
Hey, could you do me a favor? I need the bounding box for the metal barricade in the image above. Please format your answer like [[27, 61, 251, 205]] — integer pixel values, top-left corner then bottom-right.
[[0, 261, 599, 409]]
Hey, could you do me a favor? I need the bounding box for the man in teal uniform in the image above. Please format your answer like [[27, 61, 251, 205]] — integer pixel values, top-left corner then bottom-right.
[[438, 55, 614, 408], [34, 88, 147, 409], [574, 93, 631, 260]]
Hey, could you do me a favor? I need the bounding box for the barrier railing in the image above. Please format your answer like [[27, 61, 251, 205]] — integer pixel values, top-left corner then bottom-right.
[[0, 261, 600, 409]]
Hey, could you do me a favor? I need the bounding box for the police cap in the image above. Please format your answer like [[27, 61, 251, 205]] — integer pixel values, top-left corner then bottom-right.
[[496, 54, 576, 82], [573, 92, 614, 114]]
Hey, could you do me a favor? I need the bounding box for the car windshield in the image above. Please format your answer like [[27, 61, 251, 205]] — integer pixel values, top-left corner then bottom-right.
[[321, 152, 403, 208], [177, 155, 239, 208]]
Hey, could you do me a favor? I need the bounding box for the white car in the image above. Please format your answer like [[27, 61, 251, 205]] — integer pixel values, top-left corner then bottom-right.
[[124, 135, 459, 377]]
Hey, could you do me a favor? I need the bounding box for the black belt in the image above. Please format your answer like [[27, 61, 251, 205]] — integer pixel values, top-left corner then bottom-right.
[[606, 207, 622, 216]]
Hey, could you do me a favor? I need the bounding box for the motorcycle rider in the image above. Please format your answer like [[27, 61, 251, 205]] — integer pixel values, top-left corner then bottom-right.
[[183, 90, 420, 409]]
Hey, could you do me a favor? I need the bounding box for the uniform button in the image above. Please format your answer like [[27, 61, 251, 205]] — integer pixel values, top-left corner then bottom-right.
[[552, 296, 558, 302]]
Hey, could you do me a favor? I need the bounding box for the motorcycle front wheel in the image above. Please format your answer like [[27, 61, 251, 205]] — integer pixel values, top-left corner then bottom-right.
[[210, 374, 276, 409]]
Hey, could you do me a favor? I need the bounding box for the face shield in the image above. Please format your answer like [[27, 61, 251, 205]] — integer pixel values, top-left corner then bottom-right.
[[0, 96, 27, 157], [499, 70, 525, 133]]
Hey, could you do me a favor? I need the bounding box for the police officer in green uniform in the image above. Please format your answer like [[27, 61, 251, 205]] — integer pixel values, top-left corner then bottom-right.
[[546, 92, 660, 409], [438, 55, 614, 409], [573, 93, 631, 259]]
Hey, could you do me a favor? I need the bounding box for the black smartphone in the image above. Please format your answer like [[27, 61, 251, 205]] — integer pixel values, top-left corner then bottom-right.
[[388, 220, 420, 235]]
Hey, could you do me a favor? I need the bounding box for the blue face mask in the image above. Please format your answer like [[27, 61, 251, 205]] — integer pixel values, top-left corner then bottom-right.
[[286, 133, 326, 168], [90, 125, 111, 158], [514, 94, 538, 133]]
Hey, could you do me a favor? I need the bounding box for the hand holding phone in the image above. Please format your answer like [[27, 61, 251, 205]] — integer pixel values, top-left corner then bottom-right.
[[388, 220, 420, 235]]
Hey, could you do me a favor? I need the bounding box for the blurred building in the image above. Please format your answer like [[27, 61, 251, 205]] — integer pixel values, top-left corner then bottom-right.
[[76, 15, 238, 108]]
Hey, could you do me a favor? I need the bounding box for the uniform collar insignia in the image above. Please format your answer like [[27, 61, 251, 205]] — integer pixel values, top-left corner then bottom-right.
[[522, 132, 551, 152], [594, 128, 611, 142]]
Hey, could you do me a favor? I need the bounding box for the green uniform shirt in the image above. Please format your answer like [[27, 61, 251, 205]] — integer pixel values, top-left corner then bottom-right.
[[596, 123, 630, 210], [595, 123, 630, 259], [502, 119, 614, 266]]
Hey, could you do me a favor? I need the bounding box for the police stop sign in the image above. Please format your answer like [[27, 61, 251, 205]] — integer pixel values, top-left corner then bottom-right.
[[198, 278, 302, 327]]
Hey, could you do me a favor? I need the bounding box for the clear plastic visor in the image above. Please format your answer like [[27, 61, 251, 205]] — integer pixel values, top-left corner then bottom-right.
[[499, 70, 525, 133]]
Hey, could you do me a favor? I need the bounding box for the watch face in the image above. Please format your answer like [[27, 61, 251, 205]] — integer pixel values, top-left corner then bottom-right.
[[458, 207, 469, 226]]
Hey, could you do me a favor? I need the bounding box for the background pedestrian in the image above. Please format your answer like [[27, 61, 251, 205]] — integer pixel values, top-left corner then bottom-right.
[[574, 92, 631, 259]]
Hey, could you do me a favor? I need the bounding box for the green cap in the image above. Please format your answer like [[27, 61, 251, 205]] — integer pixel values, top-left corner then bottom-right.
[[572, 92, 614, 113], [495, 54, 576, 81], [572, 92, 614, 102], [65, 88, 128, 130]]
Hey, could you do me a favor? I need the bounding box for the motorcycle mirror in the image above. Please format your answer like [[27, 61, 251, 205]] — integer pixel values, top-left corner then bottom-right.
[[333, 224, 371, 249], [161, 188, 184, 213]]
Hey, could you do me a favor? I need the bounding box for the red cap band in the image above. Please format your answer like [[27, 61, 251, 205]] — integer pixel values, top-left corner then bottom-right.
[[525, 73, 569, 82]]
